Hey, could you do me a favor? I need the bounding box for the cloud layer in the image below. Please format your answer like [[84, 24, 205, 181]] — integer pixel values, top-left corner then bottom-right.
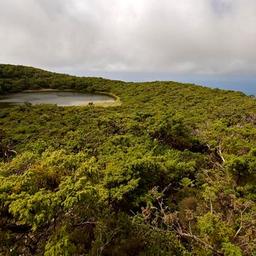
[[1, 0, 256, 76]]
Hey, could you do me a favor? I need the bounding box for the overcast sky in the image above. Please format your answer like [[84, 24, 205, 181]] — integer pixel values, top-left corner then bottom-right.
[[0, 0, 256, 93]]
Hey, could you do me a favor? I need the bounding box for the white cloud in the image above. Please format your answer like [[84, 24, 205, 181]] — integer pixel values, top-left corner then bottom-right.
[[0, 0, 256, 76]]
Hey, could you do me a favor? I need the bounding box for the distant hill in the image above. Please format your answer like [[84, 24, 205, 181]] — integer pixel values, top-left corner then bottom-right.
[[0, 64, 122, 94]]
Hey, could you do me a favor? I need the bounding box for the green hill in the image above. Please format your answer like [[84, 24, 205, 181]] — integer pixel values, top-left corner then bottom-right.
[[0, 64, 255, 255]]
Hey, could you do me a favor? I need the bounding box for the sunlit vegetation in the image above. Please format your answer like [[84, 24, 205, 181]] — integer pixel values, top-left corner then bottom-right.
[[0, 64, 256, 255]]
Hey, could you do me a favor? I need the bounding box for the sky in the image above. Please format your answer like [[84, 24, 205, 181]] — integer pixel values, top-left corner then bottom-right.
[[0, 0, 256, 94]]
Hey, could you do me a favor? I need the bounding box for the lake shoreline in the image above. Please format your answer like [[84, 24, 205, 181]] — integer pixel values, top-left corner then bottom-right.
[[0, 90, 118, 107]]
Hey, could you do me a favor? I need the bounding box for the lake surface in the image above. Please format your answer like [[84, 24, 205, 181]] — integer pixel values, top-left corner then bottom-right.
[[0, 91, 115, 107]]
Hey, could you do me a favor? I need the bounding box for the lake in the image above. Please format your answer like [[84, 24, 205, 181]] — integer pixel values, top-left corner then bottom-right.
[[0, 91, 115, 107]]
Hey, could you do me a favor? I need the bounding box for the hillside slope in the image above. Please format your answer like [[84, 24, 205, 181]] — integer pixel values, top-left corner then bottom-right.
[[0, 64, 255, 255]]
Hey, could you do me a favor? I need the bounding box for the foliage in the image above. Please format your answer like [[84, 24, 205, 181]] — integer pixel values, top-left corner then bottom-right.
[[0, 64, 255, 255]]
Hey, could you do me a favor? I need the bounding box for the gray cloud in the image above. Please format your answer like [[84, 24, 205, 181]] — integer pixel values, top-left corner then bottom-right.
[[0, 0, 256, 77]]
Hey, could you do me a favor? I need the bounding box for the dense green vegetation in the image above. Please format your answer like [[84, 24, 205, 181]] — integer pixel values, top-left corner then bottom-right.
[[0, 64, 255, 256]]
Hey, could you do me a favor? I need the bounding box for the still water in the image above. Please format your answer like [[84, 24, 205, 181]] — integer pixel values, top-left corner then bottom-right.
[[0, 91, 115, 107]]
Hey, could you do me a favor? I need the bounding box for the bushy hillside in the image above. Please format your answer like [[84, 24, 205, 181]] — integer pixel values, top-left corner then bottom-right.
[[0, 64, 255, 255], [0, 64, 122, 94]]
